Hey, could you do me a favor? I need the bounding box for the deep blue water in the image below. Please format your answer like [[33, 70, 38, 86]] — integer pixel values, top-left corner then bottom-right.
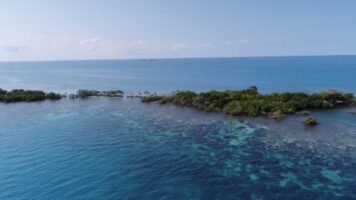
[[0, 56, 356, 93], [1, 56, 356, 199]]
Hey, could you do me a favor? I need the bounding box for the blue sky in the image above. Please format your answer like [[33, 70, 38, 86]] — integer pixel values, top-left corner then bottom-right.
[[0, 0, 355, 61]]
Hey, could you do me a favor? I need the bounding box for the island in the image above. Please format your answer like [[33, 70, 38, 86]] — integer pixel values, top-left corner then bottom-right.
[[142, 86, 355, 121], [69, 89, 124, 99], [0, 89, 125, 103], [0, 89, 62, 103], [1, 87, 355, 126], [304, 117, 319, 126]]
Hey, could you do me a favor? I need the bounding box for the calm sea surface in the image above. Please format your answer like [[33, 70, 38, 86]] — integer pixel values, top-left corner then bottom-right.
[[0, 56, 356, 199], [1, 56, 356, 93]]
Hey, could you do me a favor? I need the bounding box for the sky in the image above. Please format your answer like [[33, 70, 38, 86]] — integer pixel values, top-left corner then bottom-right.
[[0, 0, 355, 61]]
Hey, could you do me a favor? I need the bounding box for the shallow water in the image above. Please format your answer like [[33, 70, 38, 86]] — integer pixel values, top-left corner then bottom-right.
[[0, 98, 355, 199]]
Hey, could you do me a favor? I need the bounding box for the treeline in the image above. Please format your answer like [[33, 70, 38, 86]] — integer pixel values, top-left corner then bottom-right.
[[0, 89, 62, 103], [70, 89, 124, 99], [142, 86, 355, 119], [0, 88, 125, 102]]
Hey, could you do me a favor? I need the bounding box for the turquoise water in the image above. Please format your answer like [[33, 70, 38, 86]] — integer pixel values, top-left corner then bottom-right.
[[1, 56, 356, 199]]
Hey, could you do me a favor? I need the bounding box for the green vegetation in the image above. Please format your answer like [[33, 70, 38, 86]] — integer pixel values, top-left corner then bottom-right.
[[142, 87, 355, 119], [304, 117, 319, 126], [75, 89, 123, 98], [46, 92, 62, 100], [104, 90, 124, 97], [77, 89, 100, 98], [0, 89, 62, 103], [141, 95, 164, 103]]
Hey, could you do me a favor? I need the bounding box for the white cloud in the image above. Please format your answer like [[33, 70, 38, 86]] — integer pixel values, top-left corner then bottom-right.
[[171, 42, 213, 51], [79, 37, 102, 45], [196, 43, 212, 47], [0, 30, 239, 60], [1, 45, 27, 52], [171, 43, 189, 51]]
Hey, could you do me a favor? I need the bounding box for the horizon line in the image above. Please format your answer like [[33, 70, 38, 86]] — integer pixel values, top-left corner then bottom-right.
[[0, 54, 355, 63]]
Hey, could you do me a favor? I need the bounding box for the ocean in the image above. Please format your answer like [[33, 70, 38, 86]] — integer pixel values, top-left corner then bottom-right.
[[0, 56, 356, 199], [1, 56, 356, 94]]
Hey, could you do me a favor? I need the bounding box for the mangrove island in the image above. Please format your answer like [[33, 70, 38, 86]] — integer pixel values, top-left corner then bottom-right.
[[1, 87, 355, 125], [0, 89, 62, 103], [142, 86, 355, 121], [303, 117, 319, 126], [69, 89, 124, 99]]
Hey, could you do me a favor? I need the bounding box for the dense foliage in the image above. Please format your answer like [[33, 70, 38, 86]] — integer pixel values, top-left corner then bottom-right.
[[46, 92, 62, 100], [77, 90, 99, 98], [141, 95, 164, 103], [0, 89, 62, 103], [76, 90, 123, 98], [142, 87, 355, 118], [304, 117, 319, 126]]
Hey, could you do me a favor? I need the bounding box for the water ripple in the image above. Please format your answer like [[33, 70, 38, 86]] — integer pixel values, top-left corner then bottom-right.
[[0, 98, 355, 199]]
